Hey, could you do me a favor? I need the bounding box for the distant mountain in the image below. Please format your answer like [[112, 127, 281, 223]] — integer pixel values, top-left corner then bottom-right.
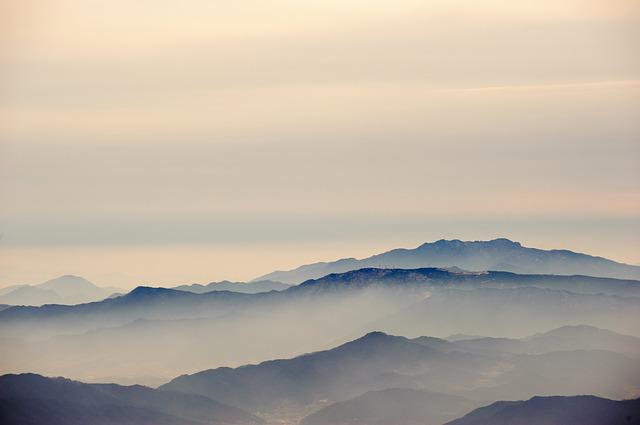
[[445, 395, 640, 425], [0, 286, 63, 306], [292, 267, 640, 297], [3, 268, 637, 328], [0, 285, 242, 320], [446, 325, 640, 356], [524, 324, 640, 356], [454, 325, 640, 357], [254, 239, 640, 284], [174, 280, 290, 294], [38, 275, 115, 299], [0, 286, 261, 334], [301, 388, 479, 425], [0, 275, 120, 306], [0, 373, 263, 425]]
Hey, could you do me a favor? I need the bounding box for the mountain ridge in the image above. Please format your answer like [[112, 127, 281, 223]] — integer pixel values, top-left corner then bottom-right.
[[0, 373, 263, 425], [0, 275, 121, 307], [2, 268, 638, 323], [173, 280, 290, 294], [254, 239, 640, 284], [160, 328, 640, 422], [444, 395, 640, 425], [1, 268, 638, 331], [291, 267, 640, 297]]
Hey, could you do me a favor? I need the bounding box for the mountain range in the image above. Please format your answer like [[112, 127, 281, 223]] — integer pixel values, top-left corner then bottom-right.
[[0, 373, 263, 425], [1, 267, 639, 384], [0, 275, 120, 306], [451, 324, 640, 357], [2, 268, 638, 340], [173, 280, 290, 294], [0, 276, 290, 307], [4, 370, 639, 425], [255, 238, 640, 284], [445, 395, 640, 425], [161, 328, 640, 423], [2, 239, 639, 423], [292, 267, 640, 297]]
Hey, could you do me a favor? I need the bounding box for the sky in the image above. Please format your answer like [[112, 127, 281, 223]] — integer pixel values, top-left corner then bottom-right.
[[1, 0, 639, 288]]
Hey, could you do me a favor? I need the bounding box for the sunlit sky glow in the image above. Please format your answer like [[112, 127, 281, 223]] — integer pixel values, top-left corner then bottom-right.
[[1, 0, 639, 287]]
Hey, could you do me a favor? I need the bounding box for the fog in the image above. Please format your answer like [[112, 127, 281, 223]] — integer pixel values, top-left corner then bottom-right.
[[1, 266, 639, 425], [1, 273, 638, 389]]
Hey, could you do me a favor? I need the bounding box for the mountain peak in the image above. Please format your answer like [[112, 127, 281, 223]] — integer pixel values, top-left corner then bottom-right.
[[423, 238, 522, 249], [336, 331, 409, 352], [127, 286, 176, 297], [58, 274, 83, 279], [487, 238, 522, 248], [39, 275, 96, 290], [423, 239, 464, 248], [361, 330, 391, 339]]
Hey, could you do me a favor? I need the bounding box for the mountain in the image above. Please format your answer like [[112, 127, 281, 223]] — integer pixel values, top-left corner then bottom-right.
[[0, 286, 63, 306], [448, 325, 640, 358], [174, 280, 290, 294], [0, 286, 27, 297], [0, 285, 255, 322], [0, 286, 266, 342], [294, 268, 640, 336], [160, 332, 481, 418], [450, 325, 640, 357], [445, 395, 640, 425], [38, 275, 116, 299], [0, 275, 120, 306], [292, 267, 640, 297], [300, 388, 480, 425], [160, 330, 640, 422], [0, 373, 263, 425], [1, 268, 639, 384], [523, 325, 640, 356], [3, 268, 637, 328], [254, 239, 640, 284]]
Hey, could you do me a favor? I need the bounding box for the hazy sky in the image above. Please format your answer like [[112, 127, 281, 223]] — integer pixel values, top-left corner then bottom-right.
[[1, 0, 639, 287]]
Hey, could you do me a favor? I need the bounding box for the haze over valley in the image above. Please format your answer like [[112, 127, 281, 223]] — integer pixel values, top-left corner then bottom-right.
[[1, 239, 640, 424]]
